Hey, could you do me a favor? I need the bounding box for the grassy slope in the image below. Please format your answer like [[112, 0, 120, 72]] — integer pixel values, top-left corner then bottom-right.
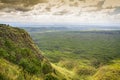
[[30, 31, 120, 80], [0, 58, 43, 80], [0, 24, 64, 80]]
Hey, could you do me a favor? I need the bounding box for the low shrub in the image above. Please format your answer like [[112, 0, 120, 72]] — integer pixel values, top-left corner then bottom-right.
[[0, 48, 9, 58], [41, 61, 53, 74], [93, 64, 120, 80], [44, 74, 59, 80], [0, 73, 9, 80], [74, 66, 96, 76], [19, 59, 40, 74]]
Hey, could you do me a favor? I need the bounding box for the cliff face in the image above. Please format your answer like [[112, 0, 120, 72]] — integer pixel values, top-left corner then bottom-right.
[[0, 24, 58, 80]]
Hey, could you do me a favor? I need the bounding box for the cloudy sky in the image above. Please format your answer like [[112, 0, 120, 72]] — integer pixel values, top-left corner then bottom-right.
[[0, 0, 120, 26]]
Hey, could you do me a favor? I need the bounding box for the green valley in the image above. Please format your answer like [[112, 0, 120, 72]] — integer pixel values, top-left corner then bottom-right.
[[30, 30, 120, 80]]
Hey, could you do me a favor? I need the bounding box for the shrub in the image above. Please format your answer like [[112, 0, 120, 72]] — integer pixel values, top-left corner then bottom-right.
[[45, 74, 59, 80], [90, 59, 104, 68], [41, 61, 53, 74], [4, 40, 14, 50], [19, 59, 40, 74], [74, 66, 96, 76], [0, 48, 9, 58], [0, 73, 9, 80], [59, 61, 75, 70], [20, 48, 33, 57], [93, 64, 120, 80]]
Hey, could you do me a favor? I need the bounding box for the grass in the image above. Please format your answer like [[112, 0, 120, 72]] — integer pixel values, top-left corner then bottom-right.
[[30, 30, 120, 80], [51, 63, 76, 80], [0, 58, 43, 80], [93, 59, 120, 80]]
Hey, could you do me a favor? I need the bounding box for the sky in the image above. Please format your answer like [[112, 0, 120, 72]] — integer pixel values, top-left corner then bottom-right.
[[0, 0, 120, 26]]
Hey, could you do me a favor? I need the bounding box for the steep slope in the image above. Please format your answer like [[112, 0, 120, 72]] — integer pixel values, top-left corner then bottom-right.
[[0, 24, 61, 80]]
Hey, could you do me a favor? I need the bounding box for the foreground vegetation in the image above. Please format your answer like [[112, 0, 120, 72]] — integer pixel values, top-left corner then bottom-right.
[[30, 30, 120, 80], [0, 24, 65, 80]]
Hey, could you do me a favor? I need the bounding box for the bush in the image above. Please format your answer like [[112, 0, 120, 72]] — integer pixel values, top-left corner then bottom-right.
[[41, 61, 53, 74], [19, 59, 40, 74], [20, 48, 33, 57], [4, 40, 14, 50], [59, 61, 75, 69], [0, 48, 9, 58], [0, 73, 9, 80], [90, 59, 101, 68], [74, 66, 96, 76], [45, 74, 59, 80], [93, 64, 120, 80]]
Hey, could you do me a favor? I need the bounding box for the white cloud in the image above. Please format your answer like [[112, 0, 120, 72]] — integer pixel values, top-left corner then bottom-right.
[[0, 0, 120, 25], [102, 0, 120, 8]]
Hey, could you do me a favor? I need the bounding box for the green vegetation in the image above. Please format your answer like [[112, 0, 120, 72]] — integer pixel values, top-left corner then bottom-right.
[[1, 24, 120, 80], [93, 60, 120, 80], [30, 30, 120, 80], [44, 74, 59, 80], [0, 24, 63, 80]]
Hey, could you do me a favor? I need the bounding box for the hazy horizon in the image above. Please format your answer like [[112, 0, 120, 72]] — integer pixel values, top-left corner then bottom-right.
[[0, 22, 120, 28]]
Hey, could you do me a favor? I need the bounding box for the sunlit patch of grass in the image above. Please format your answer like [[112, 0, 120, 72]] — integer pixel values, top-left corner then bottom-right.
[[51, 63, 76, 80], [93, 60, 120, 80], [73, 66, 96, 76], [0, 58, 43, 80]]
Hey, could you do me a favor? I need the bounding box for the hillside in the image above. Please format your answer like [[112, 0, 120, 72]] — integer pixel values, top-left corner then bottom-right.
[[0, 24, 64, 80]]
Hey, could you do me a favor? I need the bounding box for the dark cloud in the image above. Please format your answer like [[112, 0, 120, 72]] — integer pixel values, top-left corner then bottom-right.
[[0, 0, 47, 11], [113, 7, 120, 14], [0, 0, 47, 5], [53, 9, 70, 15], [97, 0, 105, 10], [109, 7, 120, 15]]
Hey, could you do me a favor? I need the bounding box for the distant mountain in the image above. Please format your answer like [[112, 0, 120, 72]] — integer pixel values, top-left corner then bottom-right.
[[21, 25, 120, 33], [22, 26, 69, 33]]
